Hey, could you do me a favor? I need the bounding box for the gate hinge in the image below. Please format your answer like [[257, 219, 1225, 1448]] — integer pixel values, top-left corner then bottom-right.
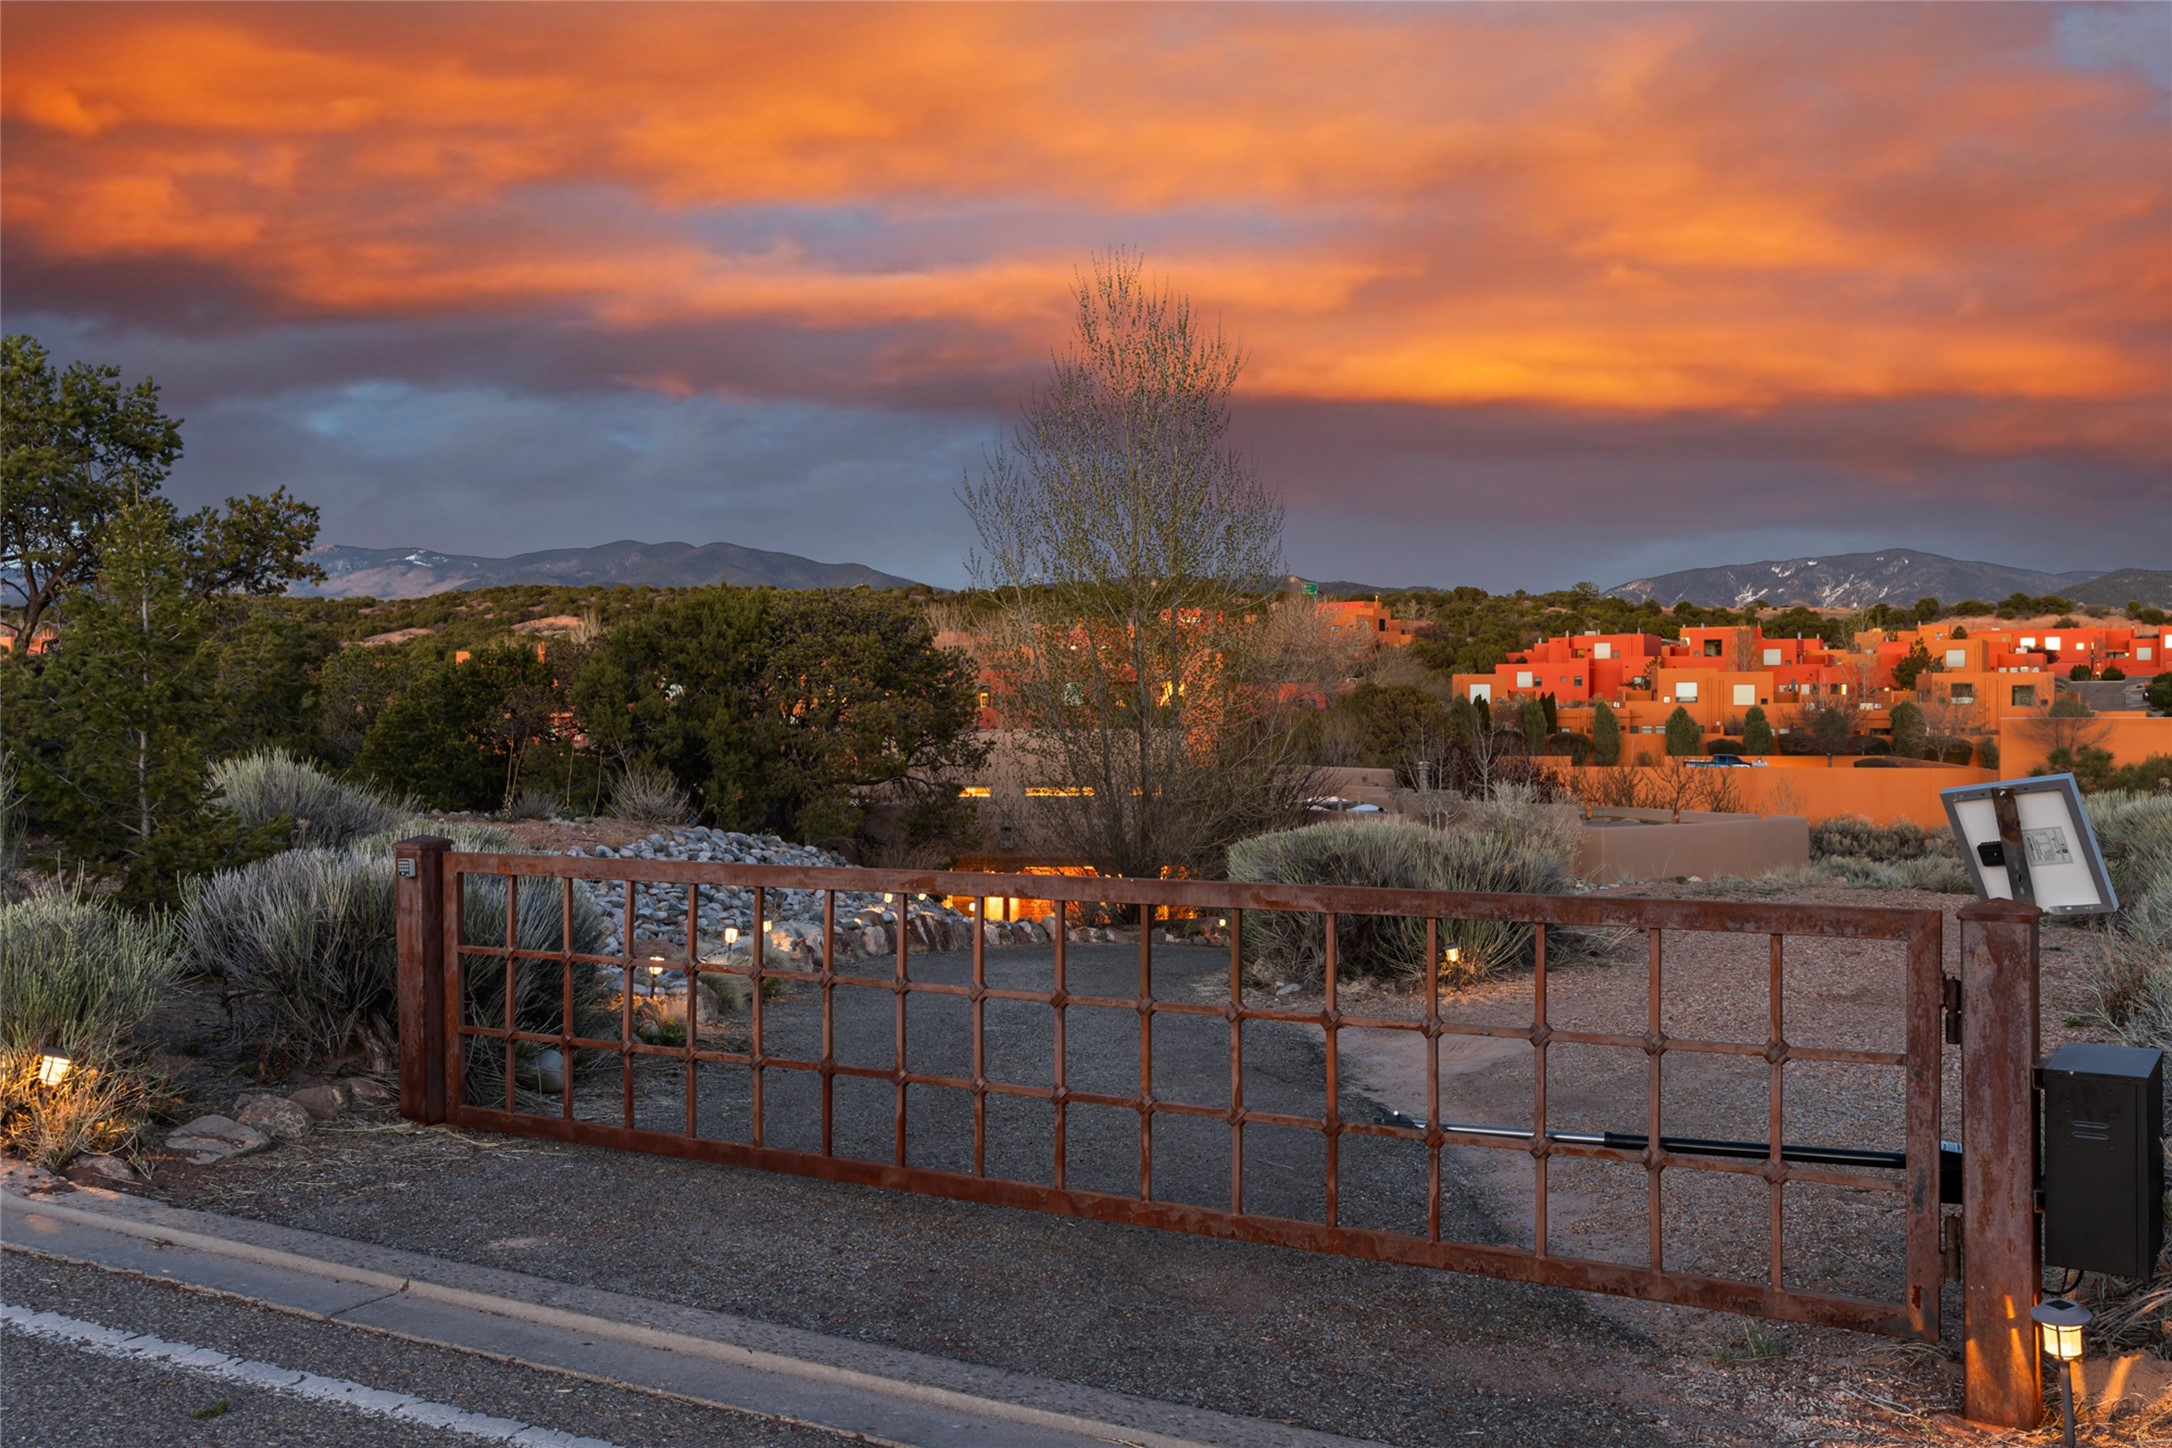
[[1941, 976, 1962, 1046], [1941, 1215, 1963, 1282]]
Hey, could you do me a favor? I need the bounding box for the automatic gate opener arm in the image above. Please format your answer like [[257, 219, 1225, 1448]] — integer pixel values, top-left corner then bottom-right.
[[1379, 1110, 1964, 1203]]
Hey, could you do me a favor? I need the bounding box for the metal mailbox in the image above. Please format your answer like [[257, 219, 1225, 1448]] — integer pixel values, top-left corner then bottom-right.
[[2041, 1042, 2164, 1279]]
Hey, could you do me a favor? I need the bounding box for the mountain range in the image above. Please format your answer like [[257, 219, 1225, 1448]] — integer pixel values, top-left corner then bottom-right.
[[1605, 550, 2171, 611], [291, 540, 921, 598]]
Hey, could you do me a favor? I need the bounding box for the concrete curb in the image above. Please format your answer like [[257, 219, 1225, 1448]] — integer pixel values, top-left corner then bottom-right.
[[2, 1183, 1388, 1448]]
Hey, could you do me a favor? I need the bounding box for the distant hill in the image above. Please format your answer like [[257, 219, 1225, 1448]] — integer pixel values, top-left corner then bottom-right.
[[1607, 550, 2115, 610], [2065, 568, 2172, 610], [292, 540, 922, 599]]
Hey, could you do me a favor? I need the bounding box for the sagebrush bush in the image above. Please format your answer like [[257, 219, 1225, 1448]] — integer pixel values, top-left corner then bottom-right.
[[506, 787, 563, 822], [182, 829, 612, 1075], [1807, 815, 1958, 865], [0, 883, 181, 1165], [211, 748, 414, 849], [608, 762, 691, 824], [1229, 814, 1580, 986]]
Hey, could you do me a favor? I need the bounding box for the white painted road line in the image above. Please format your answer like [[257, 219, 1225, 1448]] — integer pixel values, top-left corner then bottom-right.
[[0, 1303, 627, 1448]]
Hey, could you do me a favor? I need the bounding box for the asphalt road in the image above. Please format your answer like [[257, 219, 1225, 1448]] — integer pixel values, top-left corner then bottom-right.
[[0, 1250, 857, 1448]]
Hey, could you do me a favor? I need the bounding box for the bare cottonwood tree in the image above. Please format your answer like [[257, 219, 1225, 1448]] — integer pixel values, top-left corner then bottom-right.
[[960, 254, 1323, 879]]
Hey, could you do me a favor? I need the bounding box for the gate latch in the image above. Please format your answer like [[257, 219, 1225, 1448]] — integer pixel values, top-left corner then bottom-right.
[[1942, 976, 1962, 1046], [1941, 1215, 1963, 1282]]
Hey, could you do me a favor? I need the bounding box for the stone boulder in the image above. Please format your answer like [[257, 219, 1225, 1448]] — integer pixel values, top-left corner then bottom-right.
[[287, 1084, 348, 1121], [165, 1115, 272, 1165], [234, 1093, 311, 1142]]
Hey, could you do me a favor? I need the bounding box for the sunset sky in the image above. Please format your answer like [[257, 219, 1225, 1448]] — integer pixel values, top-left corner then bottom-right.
[[4, 2, 2167, 590]]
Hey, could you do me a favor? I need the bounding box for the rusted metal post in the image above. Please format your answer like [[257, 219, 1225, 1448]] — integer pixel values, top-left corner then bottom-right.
[[1960, 899, 2043, 1429], [395, 836, 452, 1124]]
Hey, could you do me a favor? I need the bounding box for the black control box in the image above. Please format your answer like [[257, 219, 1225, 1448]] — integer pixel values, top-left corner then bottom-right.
[[2042, 1042, 2164, 1279]]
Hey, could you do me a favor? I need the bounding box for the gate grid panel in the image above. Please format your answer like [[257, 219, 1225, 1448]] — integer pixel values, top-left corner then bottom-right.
[[408, 847, 1945, 1340]]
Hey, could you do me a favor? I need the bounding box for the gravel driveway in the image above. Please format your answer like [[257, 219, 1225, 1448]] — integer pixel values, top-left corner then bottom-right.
[[144, 884, 2130, 1445]]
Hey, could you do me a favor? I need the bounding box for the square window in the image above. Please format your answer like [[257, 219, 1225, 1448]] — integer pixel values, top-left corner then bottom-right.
[[2046, 636, 2062, 650], [1595, 642, 1613, 659], [1762, 647, 1782, 666], [1731, 683, 1756, 707], [1950, 683, 1975, 702], [1677, 681, 1700, 702], [1516, 670, 1535, 688], [1945, 649, 1967, 668], [2012, 685, 2036, 707]]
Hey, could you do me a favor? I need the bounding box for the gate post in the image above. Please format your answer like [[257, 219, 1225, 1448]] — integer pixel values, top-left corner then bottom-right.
[[1960, 898, 2044, 1429], [395, 836, 452, 1125]]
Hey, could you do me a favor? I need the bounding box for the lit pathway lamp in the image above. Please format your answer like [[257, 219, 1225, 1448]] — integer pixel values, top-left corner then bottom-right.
[[2033, 1296, 2091, 1448], [35, 1047, 73, 1089]]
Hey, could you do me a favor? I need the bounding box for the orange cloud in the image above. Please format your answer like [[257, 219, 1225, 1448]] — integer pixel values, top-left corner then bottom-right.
[[2, 2, 2165, 438]]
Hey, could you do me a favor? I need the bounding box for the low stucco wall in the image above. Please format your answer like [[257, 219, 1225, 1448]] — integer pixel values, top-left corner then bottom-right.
[[1577, 809, 1810, 884]]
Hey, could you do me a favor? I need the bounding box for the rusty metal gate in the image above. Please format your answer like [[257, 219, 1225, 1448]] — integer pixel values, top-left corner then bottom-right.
[[393, 838, 2046, 1425]]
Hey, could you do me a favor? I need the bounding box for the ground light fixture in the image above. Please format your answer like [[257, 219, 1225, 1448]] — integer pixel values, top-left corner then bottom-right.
[[645, 959, 666, 996], [35, 1048, 73, 1088], [2032, 1296, 2092, 1448], [723, 927, 739, 947]]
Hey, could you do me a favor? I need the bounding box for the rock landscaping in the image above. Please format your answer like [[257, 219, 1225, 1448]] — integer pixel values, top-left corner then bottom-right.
[[569, 829, 1060, 959]]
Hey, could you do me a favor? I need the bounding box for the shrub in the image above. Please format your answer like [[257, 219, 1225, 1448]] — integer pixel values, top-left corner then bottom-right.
[[2070, 664, 2096, 681], [1937, 739, 1976, 766], [1888, 701, 1927, 760], [1544, 731, 1592, 765], [2105, 755, 2172, 794], [1591, 701, 1621, 766], [1852, 757, 1896, 768], [1976, 738, 1999, 771], [2102, 666, 2126, 681], [182, 829, 611, 1075], [1706, 739, 1743, 757], [608, 762, 692, 824], [1228, 810, 1581, 987], [1740, 706, 1774, 756], [0, 883, 182, 1166], [210, 747, 414, 849], [505, 787, 563, 821], [1663, 707, 1701, 756], [1809, 816, 1956, 865]]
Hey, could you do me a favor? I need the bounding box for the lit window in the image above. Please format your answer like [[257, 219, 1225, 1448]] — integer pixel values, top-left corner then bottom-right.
[[1025, 786, 1094, 798], [957, 786, 991, 798], [1595, 642, 1613, 660], [2021, 637, 2037, 651], [2045, 636, 2061, 650]]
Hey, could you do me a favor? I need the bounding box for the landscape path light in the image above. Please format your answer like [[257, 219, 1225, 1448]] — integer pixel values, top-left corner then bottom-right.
[[2032, 1296, 2091, 1448], [35, 1047, 73, 1088]]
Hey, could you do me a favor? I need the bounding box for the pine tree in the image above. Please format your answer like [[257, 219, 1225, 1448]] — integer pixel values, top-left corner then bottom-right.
[[1591, 699, 1621, 766], [1741, 705, 1775, 756], [6, 503, 273, 902], [1888, 700, 1928, 759], [1519, 697, 1548, 753], [1664, 706, 1702, 756]]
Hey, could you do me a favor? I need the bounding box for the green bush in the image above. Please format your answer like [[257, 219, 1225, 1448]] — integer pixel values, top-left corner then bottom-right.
[[1591, 700, 1621, 766], [182, 828, 611, 1074], [1227, 812, 1580, 987], [1663, 706, 1700, 756], [0, 883, 182, 1165], [1740, 706, 1774, 756], [1, 882, 180, 1064], [1976, 738, 1999, 770], [210, 747, 414, 849]]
